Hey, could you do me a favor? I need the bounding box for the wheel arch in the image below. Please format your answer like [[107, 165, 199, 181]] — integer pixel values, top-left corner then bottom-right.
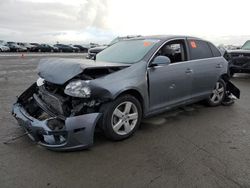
[[220, 73, 230, 83], [115, 89, 145, 116]]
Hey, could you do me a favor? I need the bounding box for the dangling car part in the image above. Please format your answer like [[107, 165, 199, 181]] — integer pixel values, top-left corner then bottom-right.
[[12, 35, 240, 151]]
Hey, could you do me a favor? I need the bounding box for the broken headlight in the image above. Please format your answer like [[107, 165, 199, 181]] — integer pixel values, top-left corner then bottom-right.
[[36, 77, 45, 86], [64, 80, 91, 98]]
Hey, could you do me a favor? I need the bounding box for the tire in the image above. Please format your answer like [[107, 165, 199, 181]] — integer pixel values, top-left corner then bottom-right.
[[99, 94, 142, 141], [206, 79, 226, 107]]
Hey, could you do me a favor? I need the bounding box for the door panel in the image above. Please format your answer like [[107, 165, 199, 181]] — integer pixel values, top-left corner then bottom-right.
[[148, 62, 192, 111], [186, 39, 222, 99], [190, 58, 221, 98]]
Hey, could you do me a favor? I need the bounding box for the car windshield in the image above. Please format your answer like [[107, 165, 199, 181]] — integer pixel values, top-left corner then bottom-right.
[[96, 39, 159, 64], [242, 41, 250, 50]]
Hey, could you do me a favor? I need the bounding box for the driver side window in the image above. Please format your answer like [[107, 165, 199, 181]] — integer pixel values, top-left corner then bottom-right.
[[154, 40, 187, 64]]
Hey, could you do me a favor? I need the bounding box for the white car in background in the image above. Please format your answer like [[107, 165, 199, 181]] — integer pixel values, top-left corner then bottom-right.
[[0, 44, 10, 52]]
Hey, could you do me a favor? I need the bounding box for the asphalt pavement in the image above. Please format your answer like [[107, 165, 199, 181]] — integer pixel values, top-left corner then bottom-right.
[[0, 54, 249, 188]]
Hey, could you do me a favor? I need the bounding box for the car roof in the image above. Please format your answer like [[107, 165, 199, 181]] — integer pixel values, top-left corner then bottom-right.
[[129, 35, 203, 41]]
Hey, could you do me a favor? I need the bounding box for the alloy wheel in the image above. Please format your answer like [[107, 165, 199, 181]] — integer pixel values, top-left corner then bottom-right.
[[210, 82, 225, 103], [111, 101, 138, 135]]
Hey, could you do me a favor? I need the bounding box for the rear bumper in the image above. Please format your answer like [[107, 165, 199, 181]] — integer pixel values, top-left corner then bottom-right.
[[12, 103, 101, 151]]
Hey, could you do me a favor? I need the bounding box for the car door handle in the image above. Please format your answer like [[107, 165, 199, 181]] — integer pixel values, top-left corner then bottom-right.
[[216, 63, 223, 68], [169, 83, 176, 89], [185, 68, 193, 74]]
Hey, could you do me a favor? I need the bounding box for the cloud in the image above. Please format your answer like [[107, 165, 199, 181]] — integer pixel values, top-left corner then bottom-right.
[[78, 0, 110, 29], [0, 0, 113, 43], [0, 0, 249, 45]]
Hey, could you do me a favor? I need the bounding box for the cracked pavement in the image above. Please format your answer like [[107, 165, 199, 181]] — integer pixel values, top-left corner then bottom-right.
[[0, 55, 249, 188]]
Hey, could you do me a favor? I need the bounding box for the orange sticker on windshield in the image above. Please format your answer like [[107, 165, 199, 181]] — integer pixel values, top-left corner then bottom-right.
[[190, 41, 197, 48], [143, 41, 151, 47]]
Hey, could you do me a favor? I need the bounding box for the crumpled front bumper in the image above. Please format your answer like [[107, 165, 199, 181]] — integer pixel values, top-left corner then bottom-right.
[[12, 103, 101, 151]]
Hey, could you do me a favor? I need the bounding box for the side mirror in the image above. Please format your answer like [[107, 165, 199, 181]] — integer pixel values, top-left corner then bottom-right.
[[151, 56, 171, 67]]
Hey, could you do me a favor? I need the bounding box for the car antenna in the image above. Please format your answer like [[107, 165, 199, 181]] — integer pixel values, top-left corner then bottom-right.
[[3, 132, 29, 144]]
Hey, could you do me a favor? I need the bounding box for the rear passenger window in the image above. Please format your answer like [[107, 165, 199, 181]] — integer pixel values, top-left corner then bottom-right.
[[188, 40, 213, 60], [208, 42, 222, 57]]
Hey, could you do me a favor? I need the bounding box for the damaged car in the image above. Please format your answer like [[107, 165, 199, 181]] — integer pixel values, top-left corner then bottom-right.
[[224, 40, 250, 76], [12, 35, 240, 151]]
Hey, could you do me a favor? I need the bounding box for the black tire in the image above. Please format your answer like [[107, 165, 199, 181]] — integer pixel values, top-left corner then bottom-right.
[[99, 94, 142, 141], [206, 79, 226, 107]]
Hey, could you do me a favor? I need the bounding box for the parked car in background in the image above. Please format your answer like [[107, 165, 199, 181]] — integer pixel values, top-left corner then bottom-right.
[[12, 35, 240, 151], [54, 44, 75, 52], [69, 44, 80, 52], [17, 43, 37, 52], [0, 42, 10, 52], [34, 44, 59, 52], [224, 40, 250, 76], [6, 42, 27, 52], [86, 35, 141, 59], [89, 43, 99, 48], [86, 45, 108, 59], [73, 45, 88, 53], [30, 43, 40, 47]]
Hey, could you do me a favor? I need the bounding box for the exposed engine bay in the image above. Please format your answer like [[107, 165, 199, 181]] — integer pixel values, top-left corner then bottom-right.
[[21, 66, 126, 122], [11, 59, 129, 150]]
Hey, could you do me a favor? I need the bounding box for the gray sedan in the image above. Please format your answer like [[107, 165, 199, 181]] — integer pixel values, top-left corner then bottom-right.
[[12, 35, 240, 150]]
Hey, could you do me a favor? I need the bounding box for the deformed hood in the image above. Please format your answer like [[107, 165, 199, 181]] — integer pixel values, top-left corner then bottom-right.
[[38, 58, 129, 85]]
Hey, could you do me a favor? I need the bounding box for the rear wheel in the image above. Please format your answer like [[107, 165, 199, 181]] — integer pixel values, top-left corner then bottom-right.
[[100, 95, 142, 141], [206, 79, 226, 106]]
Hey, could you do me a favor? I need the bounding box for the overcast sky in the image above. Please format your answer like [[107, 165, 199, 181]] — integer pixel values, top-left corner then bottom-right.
[[0, 0, 250, 45]]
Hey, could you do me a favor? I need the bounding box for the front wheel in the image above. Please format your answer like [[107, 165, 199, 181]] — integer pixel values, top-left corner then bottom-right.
[[206, 79, 226, 106], [100, 95, 142, 141]]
